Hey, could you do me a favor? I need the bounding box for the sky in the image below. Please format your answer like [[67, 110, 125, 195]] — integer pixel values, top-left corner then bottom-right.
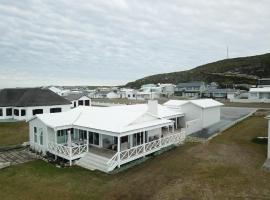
[[0, 0, 270, 88]]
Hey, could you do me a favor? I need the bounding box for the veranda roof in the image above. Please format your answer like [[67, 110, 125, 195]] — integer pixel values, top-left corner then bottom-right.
[[32, 104, 182, 134]]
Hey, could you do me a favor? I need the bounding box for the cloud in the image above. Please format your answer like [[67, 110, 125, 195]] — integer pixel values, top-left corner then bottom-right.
[[0, 0, 270, 87]]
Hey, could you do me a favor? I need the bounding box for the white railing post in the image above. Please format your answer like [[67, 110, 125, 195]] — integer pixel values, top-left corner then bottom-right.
[[117, 136, 121, 168]]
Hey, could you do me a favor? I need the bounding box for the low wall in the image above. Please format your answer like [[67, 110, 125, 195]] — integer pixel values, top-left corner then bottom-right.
[[230, 98, 270, 103]]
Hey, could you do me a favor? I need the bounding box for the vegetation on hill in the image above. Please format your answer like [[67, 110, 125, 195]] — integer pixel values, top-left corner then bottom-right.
[[126, 53, 270, 88]]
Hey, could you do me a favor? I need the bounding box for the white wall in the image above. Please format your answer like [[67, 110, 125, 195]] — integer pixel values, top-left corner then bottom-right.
[[202, 107, 220, 128], [0, 104, 71, 121], [179, 103, 203, 135], [29, 118, 49, 154]]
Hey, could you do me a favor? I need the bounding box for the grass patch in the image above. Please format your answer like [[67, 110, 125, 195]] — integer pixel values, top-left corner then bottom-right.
[[0, 122, 29, 147], [1, 116, 270, 199]]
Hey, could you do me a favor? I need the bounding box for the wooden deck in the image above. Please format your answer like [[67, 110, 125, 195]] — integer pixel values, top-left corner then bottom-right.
[[88, 146, 116, 159]]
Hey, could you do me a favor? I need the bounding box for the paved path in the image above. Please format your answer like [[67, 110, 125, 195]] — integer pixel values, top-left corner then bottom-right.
[[189, 107, 257, 140], [0, 148, 36, 165]]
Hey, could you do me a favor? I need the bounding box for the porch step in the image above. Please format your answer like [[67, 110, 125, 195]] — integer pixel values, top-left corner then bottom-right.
[[76, 152, 110, 173]]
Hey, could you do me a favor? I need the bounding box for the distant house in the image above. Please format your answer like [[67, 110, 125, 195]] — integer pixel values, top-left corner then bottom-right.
[[164, 99, 223, 135], [64, 94, 91, 108], [107, 91, 120, 99], [249, 88, 270, 101], [120, 88, 138, 100], [159, 84, 175, 97], [258, 78, 270, 88], [48, 86, 70, 96], [175, 82, 206, 98], [0, 88, 72, 121], [202, 88, 240, 99]]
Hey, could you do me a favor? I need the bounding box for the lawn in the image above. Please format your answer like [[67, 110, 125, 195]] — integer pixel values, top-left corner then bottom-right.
[[0, 116, 270, 199], [0, 122, 29, 147]]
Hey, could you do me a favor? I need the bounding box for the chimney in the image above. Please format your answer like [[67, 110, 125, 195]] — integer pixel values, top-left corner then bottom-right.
[[147, 100, 158, 116]]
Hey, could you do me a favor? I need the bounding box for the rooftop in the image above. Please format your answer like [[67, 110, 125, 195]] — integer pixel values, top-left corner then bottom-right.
[[32, 104, 183, 133], [0, 88, 71, 107]]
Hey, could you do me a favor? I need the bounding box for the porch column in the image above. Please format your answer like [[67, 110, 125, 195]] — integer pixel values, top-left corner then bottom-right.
[[117, 136, 121, 168], [175, 118, 178, 129], [172, 124, 175, 133], [86, 131, 89, 152], [268, 120, 270, 159], [143, 131, 146, 157]]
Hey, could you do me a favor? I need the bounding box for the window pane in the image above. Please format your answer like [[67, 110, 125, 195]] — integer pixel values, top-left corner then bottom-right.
[[93, 133, 99, 145], [78, 100, 83, 105], [21, 109, 26, 116], [32, 109, 43, 115], [89, 132, 93, 144], [85, 100, 90, 106], [6, 108, 12, 116], [0, 109, 2, 116], [50, 108, 62, 113]]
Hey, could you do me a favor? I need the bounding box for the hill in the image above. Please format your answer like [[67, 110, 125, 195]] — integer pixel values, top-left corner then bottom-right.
[[126, 53, 270, 88]]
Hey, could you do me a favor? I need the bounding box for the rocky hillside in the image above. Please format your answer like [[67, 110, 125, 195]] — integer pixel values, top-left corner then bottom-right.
[[126, 53, 270, 88]]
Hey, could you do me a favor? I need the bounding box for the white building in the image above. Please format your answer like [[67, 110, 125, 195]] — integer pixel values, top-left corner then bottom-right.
[[0, 88, 72, 121], [28, 101, 185, 172], [64, 94, 91, 108], [249, 88, 270, 102], [48, 86, 70, 96], [120, 88, 138, 100], [159, 84, 175, 97], [164, 99, 223, 135], [107, 91, 121, 99]]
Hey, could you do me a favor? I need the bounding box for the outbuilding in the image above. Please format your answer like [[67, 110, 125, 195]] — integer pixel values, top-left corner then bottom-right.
[[164, 99, 223, 135]]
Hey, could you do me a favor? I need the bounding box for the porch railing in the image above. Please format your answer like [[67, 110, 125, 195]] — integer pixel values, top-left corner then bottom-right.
[[48, 142, 88, 159], [106, 130, 186, 171]]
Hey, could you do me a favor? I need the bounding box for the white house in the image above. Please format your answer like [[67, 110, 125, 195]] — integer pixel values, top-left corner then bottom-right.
[[159, 84, 175, 97], [175, 82, 207, 98], [0, 88, 72, 121], [120, 88, 138, 100], [48, 86, 70, 96], [107, 91, 121, 99], [249, 88, 270, 102], [28, 101, 185, 172], [164, 99, 223, 135], [64, 94, 91, 108]]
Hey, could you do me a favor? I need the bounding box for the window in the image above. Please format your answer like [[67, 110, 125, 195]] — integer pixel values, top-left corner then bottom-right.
[[0, 109, 2, 116], [133, 94, 135, 97], [50, 108, 62, 113], [88, 132, 99, 146], [128, 94, 130, 98], [14, 109, 19, 116], [78, 100, 84, 106], [32, 109, 43, 115], [79, 129, 87, 140], [34, 127, 37, 143], [21, 109, 26, 116], [6, 108, 12, 116], [73, 102, 76, 107], [85, 100, 90, 106], [39, 129, 43, 145]]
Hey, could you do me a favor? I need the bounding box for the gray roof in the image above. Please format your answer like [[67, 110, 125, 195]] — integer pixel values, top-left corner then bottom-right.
[[0, 88, 71, 107], [177, 82, 205, 87], [64, 93, 88, 101]]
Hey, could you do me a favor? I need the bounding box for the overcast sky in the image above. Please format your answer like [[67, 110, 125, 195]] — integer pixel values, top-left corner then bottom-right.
[[0, 0, 269, 88]]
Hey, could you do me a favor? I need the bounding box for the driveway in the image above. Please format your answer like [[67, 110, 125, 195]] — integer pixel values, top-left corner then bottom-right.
[[190, 107, 257, 140]]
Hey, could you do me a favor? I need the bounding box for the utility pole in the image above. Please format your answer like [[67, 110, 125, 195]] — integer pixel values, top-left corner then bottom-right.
[[226, 46, 229, 59]]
